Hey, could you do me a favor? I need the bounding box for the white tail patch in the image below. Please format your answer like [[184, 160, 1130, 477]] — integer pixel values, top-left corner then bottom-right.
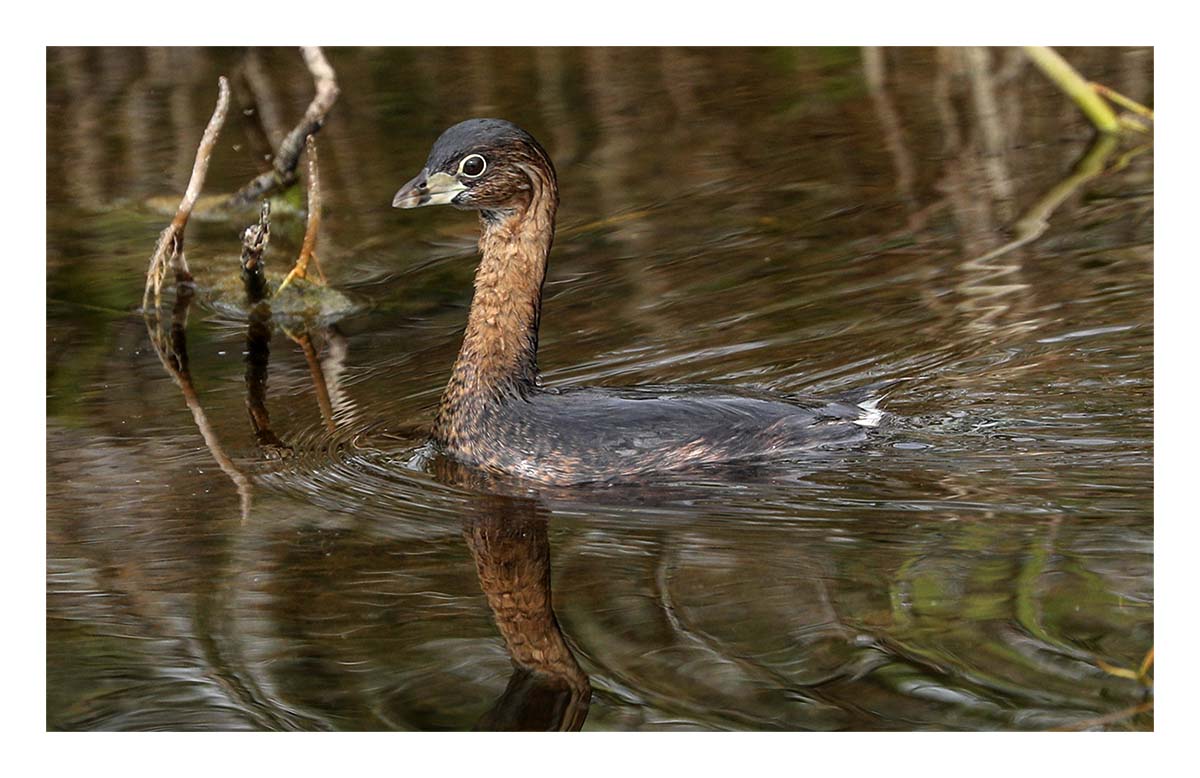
[[854, 397, 884, 427]]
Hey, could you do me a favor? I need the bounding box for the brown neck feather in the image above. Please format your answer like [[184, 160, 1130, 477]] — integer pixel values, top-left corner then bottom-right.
[[435, 163, 557, 442]]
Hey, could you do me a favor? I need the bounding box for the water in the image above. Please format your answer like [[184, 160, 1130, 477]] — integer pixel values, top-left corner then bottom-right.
[[46, 46, 1153, 730]]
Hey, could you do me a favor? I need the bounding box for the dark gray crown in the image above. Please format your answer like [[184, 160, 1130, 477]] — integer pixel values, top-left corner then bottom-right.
[[425, 118, 550, 174]]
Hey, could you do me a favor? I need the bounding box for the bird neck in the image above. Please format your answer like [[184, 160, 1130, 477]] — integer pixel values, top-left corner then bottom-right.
[[436, 167, 557, 439]]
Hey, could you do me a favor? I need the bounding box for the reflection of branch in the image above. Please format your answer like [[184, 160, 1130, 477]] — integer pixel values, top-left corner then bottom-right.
[[1053, 700, 1153, 732], [143, 77, 230, 310], [285, 328, 336, 432], [862, 47, 918, 222], [245, 307, 292, 456], [464, 502, 591, 731], [144, 287, 252, 522], [963, 47, 1015, 220], [231, 49, 284, 167], [224, 47, 339, 211], [55, 48, 105, 207], [1096, 646, 1154, 687], [317, 326, 357, 425], [535, 47, 580, 167], [969, 132, 1122, 265]]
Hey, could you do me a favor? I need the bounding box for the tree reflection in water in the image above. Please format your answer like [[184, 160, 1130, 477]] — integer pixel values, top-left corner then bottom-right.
[[48, 47, 1152, 731]]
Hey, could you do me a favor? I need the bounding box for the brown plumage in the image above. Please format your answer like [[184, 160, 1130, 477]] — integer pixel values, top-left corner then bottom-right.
[[395, 119, 882, 485]]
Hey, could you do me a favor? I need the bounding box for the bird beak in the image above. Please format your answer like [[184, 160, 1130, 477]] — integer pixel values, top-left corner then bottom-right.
[[392, 170, 467, 209]]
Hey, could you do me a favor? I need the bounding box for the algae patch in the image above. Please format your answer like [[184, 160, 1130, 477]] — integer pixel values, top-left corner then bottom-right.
[[206, 267, 360, 322]]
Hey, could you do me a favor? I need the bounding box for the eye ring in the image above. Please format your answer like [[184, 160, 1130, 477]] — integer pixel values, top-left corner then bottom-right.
[[459, 153, 487, 178]]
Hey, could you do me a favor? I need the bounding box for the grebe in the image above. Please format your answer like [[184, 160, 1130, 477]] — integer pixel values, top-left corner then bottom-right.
[[394, 119, 881, 485]]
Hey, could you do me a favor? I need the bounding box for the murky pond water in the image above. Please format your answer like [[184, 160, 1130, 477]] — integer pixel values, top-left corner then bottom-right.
[[46, 47, 1153, 730]]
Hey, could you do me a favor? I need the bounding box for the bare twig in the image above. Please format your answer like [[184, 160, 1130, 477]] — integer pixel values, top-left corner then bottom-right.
[[276, 135, 326, 293], [224, 47, 339, 210], [1091, 81, 1154, 135], [143, 76, 231, 310]]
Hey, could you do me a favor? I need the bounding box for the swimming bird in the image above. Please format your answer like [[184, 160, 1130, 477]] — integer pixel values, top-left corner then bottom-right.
[[394, 119, 881, 485]]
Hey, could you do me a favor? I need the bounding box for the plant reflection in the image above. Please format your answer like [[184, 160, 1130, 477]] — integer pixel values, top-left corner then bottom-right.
[[144, 285, 590, 730], [49, 46, 1153, 732], [144, 286, 254, 520]]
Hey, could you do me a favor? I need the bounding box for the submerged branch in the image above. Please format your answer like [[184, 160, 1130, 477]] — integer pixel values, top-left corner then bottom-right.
[[1096, 646, 1155, 687], [143, 76, 231, 310], [224, 47, 340, 210]]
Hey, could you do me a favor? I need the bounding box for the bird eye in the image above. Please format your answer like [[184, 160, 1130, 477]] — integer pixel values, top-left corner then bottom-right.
[[459, 154, 487, 178]]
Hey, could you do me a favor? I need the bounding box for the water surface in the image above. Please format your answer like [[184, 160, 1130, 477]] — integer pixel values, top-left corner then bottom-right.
[[46, 46, 1153, 730]]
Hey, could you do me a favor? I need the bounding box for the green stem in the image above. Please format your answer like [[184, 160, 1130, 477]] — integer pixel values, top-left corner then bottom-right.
[[1092, 82, 1154, 120], [1025, 46, 1120, 134]]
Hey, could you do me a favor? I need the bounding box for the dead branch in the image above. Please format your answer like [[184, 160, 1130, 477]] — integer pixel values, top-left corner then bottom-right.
[[276, 135, 326, 293], [298, 134, 325, 283], [143, 76, 231, 310], [240, 200, 272, 302], [224, 47, 339, 210]]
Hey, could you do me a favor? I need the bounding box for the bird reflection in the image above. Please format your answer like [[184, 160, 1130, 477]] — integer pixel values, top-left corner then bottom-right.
[[437, 461, 592, 731], [466, 509, 590, 730]]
